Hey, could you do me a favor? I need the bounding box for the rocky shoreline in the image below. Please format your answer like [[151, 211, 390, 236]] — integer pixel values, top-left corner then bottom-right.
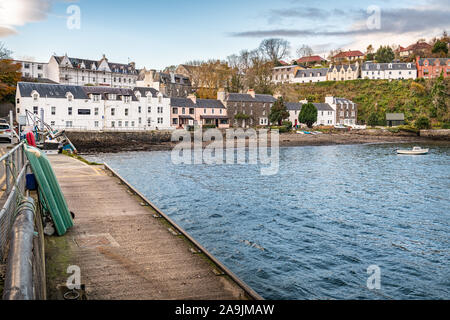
[[70, 130, 449, 154]]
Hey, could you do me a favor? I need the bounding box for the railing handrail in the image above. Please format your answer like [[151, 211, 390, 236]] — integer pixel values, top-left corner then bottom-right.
[[0, 141, 25, 163]]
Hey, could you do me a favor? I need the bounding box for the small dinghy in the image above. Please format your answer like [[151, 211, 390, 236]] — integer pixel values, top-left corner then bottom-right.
[[397, 146, 429, 155]]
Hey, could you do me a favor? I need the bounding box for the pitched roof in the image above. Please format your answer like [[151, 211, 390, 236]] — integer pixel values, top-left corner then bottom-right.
[[196, 99, 225, 109], [170, 97, 196, 108], [386, 113, 405, 121], [297, 56, 326, 63], [133, 87, 161, 98], [285, 102, 302, 111], [333, 50, 364, 59], [82, 86, 138, 101], [56, 56, 138, 75], [329, 64, 359, 72], [417, 58, 449, 66], [285, 102, 334, 111], [295, 68, 328, 78], [400, 42, 431, 52], [17, 82, 88, 99], [363, 62, 416, 71]]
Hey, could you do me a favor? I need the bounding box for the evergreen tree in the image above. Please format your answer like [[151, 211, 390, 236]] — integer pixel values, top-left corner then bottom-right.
[[269, 97, 289, 126], [298, 103, 318, 128]]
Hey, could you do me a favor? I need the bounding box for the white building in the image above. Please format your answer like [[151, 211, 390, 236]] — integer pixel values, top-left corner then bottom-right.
[[292, 68, 328, 84], [14, 60, 48, 79], [286, 102, 335, 127], [272, 65, 302, 84], [47, 54, 139, 88], [15, 82, 172, 131], [362, 62, 417, 80]]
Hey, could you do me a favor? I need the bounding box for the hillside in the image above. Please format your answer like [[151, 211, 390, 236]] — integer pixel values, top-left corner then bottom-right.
[[275, 78, 450, 125]]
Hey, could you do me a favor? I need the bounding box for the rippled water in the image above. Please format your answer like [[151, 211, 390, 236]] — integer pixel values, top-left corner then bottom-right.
[[87, 143, 450, 300]]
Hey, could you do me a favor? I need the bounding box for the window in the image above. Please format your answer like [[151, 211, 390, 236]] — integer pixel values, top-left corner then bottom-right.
[[94, 108, 99, 116], [33, 94, 38, 101], [124, 96, 131, 103], [65, 121, 73, 128], [173, 118, 178, 125], [125, 121, 129, 127], [111, 121, 115, 128], [125, 108, 129, 116], [148, 106, 151, 113], [147, 118, 151, 126], [138, 118, 142, 125], [50, 121, 55, 126], [131, 121, 135, 127], [157, 118, 163, 124], [157, 107, 163, 114], [204, 108, 206, 114], [138, 106, 141, 113], [158, 96, 162, 104], [94, 121, 99, 128], [118, 121, 122, 127], [111, 108, 115, 116], [182, 108, 185, 115], [24, 63, 30, 69], [189, 108, 194, 115], [93, 94, 100, 102], [109, 94, 116, 100], [17, 108, 20, 114], [33, 106, 38, 114], [212, 109, 215, 114], [68, 107, 72, 115], [51, 106, 56, 115], [78, 109, 91, 115], [172, 108, 178, 114]]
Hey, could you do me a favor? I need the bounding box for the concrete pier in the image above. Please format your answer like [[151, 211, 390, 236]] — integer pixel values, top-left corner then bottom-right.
[[46, 154, 257, 300]]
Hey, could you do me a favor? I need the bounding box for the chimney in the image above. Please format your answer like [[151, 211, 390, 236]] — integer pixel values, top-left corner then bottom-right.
[[325, 96, 335, 105], [188, 94, 197, 104], [217, 88, 226, 101], [273, 93, 282, 100], [247, 89, 256, 98], [299, 99, 308, 104]]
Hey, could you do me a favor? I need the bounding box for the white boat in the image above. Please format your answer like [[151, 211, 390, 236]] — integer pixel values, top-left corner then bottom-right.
[[397, 146, 429, 155]]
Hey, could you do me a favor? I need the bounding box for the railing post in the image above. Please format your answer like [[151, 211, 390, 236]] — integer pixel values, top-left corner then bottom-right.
[[5, 155, 11, 193]]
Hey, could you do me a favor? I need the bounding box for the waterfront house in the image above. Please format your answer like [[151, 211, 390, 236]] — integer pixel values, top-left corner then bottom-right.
[[136, 69, 193, 98], [292, 68, 328, 83], [325, 96, 358, 126], [15, 82, 172, 131], [286, 101, 335, 127], [386, 113, 405, 127], [362, 62, 417, 80], [327, 63, 360, 81], [217, 89, 276, 128], [13, 60, 48, 80], [416, 57, 450, 79]]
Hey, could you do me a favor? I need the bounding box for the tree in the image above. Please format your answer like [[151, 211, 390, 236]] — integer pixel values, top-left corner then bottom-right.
[[258, 38, 290, 64], [375, 46, 395, 63], [296, 45, 313, 58], [431, 71, 449, 121], [0, 59, 22, 103], [415, 116, 431, 129], [432, 40, 448, 56], [365, 44, 375, 61], [0, 42, 12, 60], [367, 112, 379, 127], [298, 102, 318, 128], [269, 97, 289, 126]]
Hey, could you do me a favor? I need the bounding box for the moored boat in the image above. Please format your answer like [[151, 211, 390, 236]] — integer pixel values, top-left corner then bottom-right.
[[397, 146, 429, 155]]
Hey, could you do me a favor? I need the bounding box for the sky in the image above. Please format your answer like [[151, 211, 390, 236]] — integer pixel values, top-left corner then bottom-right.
[[0, 0, 449, 70]]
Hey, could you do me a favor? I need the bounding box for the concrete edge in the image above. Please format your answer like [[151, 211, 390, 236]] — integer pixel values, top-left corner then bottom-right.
[[103, 163, 264, 301]]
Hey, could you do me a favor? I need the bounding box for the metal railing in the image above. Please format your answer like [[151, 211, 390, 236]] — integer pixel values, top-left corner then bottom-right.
[[0, 141, 29, 262]]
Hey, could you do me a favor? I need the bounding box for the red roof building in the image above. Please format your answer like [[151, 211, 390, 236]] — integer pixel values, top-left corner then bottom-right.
[[296, 55, 326, 64], [399, 42, 432, 57], [332, 50, 364, 62]]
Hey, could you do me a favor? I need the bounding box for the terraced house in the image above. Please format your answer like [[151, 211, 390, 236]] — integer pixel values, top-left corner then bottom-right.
[[416, 57, 450, 79], [272, 65, 303, 84], [292, 68, 328, 83], [47, 54, 139, 88], [362, 62, 417, 80], [286, 102, 335, 127], [217, 89, 276, 128], [327, 63, 360, 81], [325, 96, 358, 126]]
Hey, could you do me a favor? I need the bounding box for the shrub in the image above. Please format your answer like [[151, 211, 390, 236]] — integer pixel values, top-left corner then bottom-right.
[[282, 121, 292, 129], [298, 103, 318, 128], [442, 123, 450, 129], [367, 112, 379, 127], [415, 116, 431, 130], [202, 124, 217, 129], [270, 126, 289, 133]]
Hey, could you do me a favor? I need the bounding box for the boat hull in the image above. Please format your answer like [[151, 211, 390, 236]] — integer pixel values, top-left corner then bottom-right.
[[397, 149, 429, 155]]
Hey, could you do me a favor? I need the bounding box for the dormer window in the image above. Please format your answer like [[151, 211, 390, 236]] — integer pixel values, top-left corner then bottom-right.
[[33, 93, 38, 101], [158, 96, 162, 104], [377, 64, 380, 69], [92, 94, 100, 102], [109, 94, 116, 100], [124, 96, 131, 103], [407, 63, 411, 68], [388, 64, 392, 69]]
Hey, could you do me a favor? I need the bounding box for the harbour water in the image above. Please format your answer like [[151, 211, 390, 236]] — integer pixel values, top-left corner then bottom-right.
[[87, 143, 450, 300]]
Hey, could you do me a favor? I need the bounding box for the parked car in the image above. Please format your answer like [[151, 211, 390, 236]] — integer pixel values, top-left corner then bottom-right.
[[0, 118, 8, 124], [0, 124, 12, 143]]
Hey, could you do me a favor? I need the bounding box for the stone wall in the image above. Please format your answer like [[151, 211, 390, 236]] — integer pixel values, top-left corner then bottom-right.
[[420, 129, 450, 140], [66, 131, 174, 153]]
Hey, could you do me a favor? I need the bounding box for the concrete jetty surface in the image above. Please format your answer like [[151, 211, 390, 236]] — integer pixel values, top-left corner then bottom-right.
[[46, 154, 253, 300]]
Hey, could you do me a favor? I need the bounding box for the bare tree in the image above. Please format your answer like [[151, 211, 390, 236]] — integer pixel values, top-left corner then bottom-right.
[[296, 45, 313, 58], [0, 42, 13, 60], [258, 38, 290, 63]]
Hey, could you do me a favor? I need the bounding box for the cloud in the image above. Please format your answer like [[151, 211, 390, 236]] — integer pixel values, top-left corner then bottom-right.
[[231, 6, 450, 39], [0, 0, 51, 37]]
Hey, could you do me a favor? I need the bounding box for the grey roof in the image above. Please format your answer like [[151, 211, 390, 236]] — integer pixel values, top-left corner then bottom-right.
[[285, 102, 334, 112], [17, 82, 88, 99], [56, 56, 138, 75], [295, 68, 328, 78], [363, 62, 417, 71], [335, 98, 355, 105], [329, 64, 358, 72], [196, 99, 225, 109], [170, 98, 196, 108], [82, 86, 138, 101], [386, 113, 405, 121], [133, 87, 161, 98], [285, 102, 302, 111], [225, 93, 276, 103], [417, 58, 449, 67]]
